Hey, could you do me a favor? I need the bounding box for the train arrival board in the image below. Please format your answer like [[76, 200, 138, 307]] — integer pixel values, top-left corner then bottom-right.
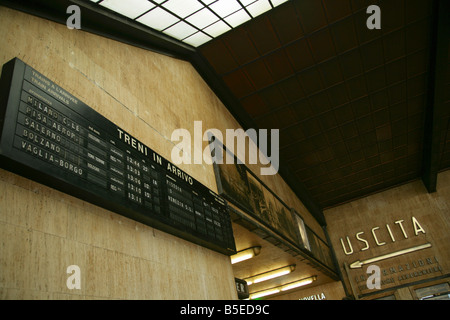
[[0, 58, 236, 255]]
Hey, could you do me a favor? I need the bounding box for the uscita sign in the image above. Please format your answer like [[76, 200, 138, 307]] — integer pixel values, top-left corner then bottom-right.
[[340, 216, 426, 255]]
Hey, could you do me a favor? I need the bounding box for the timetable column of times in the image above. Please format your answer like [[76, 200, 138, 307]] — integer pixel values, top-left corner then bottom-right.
[[80, 125, 163, 214], [92, 129, 163, 214], [124, 151, 162, 215]]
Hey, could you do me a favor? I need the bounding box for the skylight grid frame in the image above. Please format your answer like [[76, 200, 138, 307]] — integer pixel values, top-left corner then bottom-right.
[[90, 0, 288, 47]]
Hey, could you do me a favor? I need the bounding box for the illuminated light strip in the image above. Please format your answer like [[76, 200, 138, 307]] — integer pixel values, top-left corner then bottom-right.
[[245, 265, 296, 285], [249, 276, 317, 300], [230, 246, 261, 264], [281, 278, 314, 291], [250, 288, 281, 300], [253, 269, 291, 284], [231, 253, 254, 264]]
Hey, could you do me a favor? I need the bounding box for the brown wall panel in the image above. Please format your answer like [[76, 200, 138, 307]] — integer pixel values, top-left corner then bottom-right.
[[325, 170, 450, 299]]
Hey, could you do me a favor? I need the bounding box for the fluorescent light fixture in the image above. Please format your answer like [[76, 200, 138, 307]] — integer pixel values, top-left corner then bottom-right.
[[245, 265, 296, 285], [281, 277, 315, 291], [99, 0, 155, 19], [249, 276, 317, 300], [230, 246, 261, 264], [250, 288, 281, 300]]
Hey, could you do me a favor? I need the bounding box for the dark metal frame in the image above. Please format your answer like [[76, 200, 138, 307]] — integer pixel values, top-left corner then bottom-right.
[[422, 0, 450, 193]]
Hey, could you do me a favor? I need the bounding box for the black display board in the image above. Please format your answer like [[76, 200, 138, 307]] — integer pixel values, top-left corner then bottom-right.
[[0, 58, 236, 255]]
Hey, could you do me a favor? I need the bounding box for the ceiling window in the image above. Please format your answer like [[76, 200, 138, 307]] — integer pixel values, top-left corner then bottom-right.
[[89, 0, 289, 47]]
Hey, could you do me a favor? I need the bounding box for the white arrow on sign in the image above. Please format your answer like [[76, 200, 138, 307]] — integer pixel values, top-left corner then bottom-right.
[[349, 243, 432, 269]]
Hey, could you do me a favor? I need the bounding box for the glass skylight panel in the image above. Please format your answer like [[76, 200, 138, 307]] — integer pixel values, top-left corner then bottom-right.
[[246, 0, 272, 18], [183, 32, 212, 47], [240, 0, 258, 6], [203, 20, 231, 38], [186, 7, 219, 29], [92, 0, 291, 47], [201, 0, 217, 5], [136, 7, 179, 31], [272, 0, 289, 7], [209, 0, 241, 18], [224, 9, 251, 28], [99, 0, 155, 19], [162, 0, 203, 18], [164, 21, 197, 40]]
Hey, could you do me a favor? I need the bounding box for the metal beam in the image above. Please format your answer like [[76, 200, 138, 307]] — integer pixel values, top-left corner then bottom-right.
[[422, 0, 450, 193]]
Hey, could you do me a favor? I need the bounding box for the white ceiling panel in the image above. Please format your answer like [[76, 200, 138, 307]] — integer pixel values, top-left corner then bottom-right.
[[93, 0, 290, 47]]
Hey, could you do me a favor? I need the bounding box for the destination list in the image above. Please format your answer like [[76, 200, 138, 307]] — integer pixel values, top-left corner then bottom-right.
[[0, 59, 235, 254], [15, 84, 164, 218]]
